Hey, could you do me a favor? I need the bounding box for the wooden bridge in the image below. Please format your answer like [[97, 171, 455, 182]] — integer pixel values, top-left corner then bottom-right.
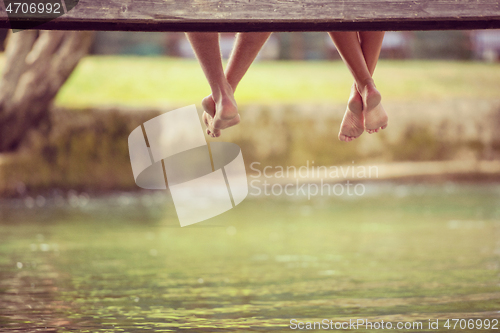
[[0, 0, 499, 31]]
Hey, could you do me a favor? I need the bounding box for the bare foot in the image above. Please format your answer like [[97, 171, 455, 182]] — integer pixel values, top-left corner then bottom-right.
[[201, 85, 240, 138], [364, 103, 388, 134], [338, 85, 364, 142], [358, 81, 381, 111], [357, 81, 388, 134]]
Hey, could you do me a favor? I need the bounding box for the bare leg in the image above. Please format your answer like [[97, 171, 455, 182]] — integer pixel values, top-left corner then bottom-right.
[[329, 32, 381, 109], [201, 32, 271, 137], [358, 31, 388, 134], [328, 31, 387, 141], [358, 31, 384, 76], [329, 31, 372, 142], [185, 32, 238, 138]]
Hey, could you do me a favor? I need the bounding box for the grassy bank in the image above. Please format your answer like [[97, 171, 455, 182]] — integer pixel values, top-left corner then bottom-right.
[[1, 56, 499, 195], [51, 57, 500, 108]]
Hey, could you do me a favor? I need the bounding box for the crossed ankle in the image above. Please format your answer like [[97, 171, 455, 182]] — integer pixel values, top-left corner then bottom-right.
[[355, 79, 376, 94], [210, 80, 234, 100]]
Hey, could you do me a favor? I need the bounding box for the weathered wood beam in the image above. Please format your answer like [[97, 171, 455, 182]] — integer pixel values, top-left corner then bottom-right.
[[0, 0, 499, 31]]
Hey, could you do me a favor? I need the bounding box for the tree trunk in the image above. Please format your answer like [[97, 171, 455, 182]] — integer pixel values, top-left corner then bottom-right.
[[0, 30, 95, 152]]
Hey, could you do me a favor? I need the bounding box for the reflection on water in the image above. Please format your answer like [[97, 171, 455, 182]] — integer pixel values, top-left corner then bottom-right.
[[1, 183, 500, 332]]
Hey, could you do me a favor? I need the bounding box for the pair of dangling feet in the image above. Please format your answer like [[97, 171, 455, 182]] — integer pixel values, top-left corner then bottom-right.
[[201, 80, 388, 141], [338, 81, 388, 142], [201, 82, 239, 138]]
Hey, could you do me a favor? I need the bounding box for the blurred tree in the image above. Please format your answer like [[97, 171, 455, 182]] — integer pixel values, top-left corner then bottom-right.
[[0, 29, 9, 51], [0, 30, 94, 152]]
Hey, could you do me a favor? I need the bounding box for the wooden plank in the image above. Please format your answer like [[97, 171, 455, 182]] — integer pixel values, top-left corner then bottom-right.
[[0, 0, 499, 31]]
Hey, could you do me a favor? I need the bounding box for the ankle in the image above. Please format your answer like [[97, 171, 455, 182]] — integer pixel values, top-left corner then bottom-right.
[[211, 80, 234, 103], [355, 79, 375, 95], [225, 76, 239, 92]]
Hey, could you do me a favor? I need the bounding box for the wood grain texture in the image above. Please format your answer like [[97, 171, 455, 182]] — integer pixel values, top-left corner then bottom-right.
[[0, 0, 499, 31]]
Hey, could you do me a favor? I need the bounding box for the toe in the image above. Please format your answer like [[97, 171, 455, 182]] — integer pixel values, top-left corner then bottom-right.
[[339, 132, 360, 142], [202, 111, 211, 127]]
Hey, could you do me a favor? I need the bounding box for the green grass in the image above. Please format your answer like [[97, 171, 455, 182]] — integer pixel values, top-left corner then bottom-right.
[[48, 56, 500, 108]]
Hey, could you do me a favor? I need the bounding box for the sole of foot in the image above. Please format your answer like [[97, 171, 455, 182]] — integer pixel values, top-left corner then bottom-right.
[[364, 102, 388, 134], [338, 87, 364, 142], [359, 82, 388, 134]]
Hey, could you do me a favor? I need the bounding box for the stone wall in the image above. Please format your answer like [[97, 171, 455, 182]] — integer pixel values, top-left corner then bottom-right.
[[1, 99, 499, 196]]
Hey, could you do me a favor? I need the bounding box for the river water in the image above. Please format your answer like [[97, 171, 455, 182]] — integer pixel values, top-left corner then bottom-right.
[[1, 183, 500, 332]]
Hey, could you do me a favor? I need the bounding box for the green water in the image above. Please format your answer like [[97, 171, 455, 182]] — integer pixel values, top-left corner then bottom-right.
[[1, 183, 500, 332]]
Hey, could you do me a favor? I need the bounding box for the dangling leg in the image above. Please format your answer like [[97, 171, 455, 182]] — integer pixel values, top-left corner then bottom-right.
[[358, 31, 388, 133], [328, 31, 386, 141], [328, 32, 372, 141], [329, 31, 382, 110], [201, 32, 272, 137], [185, 32, 238, 138]]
